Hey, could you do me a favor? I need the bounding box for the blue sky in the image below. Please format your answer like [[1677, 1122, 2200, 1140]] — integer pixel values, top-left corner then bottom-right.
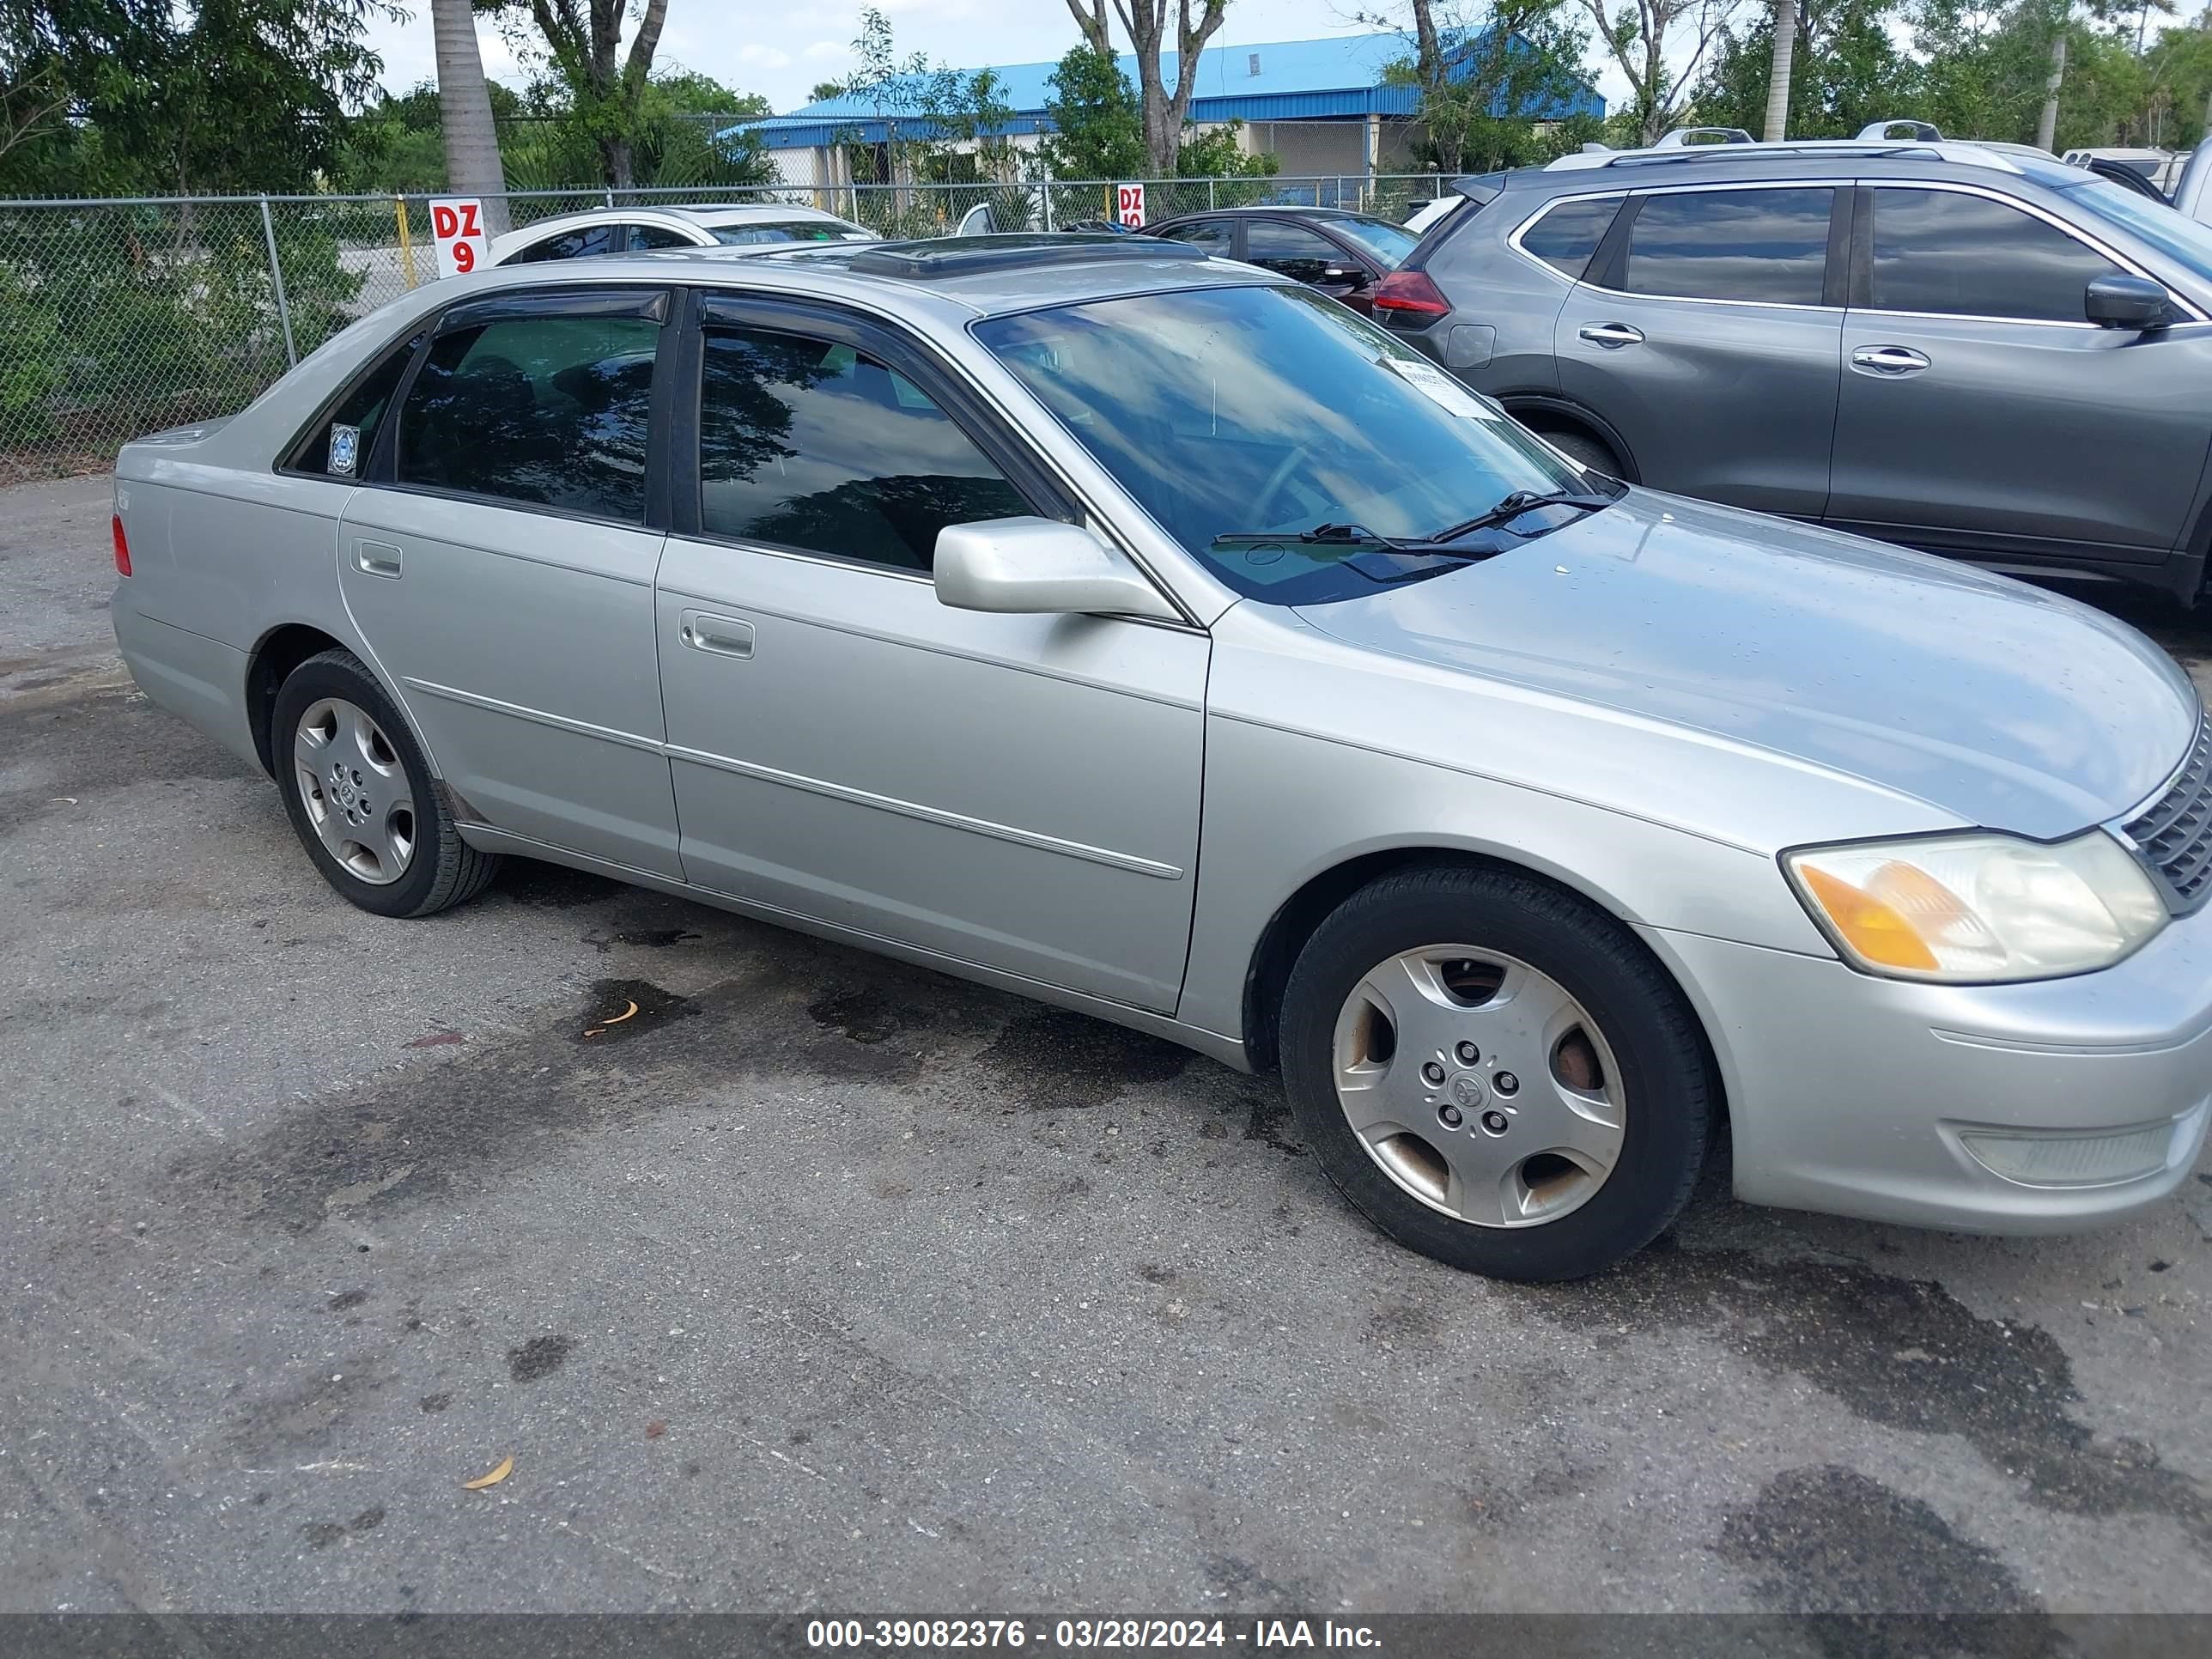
[[362, 1, 1634, 118]]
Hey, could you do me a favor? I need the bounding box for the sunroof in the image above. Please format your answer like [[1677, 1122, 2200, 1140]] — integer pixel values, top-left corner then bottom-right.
[[843, 233, 1210, 278]]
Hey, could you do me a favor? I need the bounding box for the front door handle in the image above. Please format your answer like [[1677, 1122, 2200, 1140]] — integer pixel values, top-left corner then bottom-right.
[[678, 609, 754, 659], [352, 538, 403, 578], [1850, 344, 1931, 376], [1578, 322, 1644, 348]]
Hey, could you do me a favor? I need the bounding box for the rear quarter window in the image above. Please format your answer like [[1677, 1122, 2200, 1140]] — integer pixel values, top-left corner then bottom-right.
[[1517, 196, 1625, 278]]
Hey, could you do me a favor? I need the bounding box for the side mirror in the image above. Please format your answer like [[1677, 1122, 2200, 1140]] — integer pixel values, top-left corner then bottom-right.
[[2086, 273, 2174, 331], [934, 517, 1180, 621]]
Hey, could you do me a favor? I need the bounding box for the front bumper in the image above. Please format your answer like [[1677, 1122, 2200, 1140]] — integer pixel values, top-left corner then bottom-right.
[[1641, 911, 2212, 1233]]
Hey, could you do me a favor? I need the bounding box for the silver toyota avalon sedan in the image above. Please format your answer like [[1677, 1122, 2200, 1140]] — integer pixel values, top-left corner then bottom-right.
[[109, 234, 2211, 1281]]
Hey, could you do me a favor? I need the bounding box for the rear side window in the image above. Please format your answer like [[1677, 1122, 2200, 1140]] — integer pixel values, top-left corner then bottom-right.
[[1867, 188, 2123, 323], [696, 325, 1030, 570], [708, 220, 874, 245], [629, 223, 696, 251], [505, 223, 625, 264], [1244, 220, 1344, 283], [395, 313, 659, 520], [285, 332, 418, 477], [1621, 187, 1833, 305], [1520, 196, 1624, 278], [1157, 219, 1237, 253]]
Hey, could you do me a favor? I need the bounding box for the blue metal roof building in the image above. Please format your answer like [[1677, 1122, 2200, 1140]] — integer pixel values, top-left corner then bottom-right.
[[725, 32, 1602, 167]]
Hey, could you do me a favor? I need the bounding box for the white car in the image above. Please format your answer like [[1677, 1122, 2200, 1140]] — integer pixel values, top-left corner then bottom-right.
[[1402, 195, 1462, 238], [489, 204, 876, 267]]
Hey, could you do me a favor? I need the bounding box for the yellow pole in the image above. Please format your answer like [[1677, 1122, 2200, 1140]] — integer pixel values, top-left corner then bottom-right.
[[395, 199, 419, 289]]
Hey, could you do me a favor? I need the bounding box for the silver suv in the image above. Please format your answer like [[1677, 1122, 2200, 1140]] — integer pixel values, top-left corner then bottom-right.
[[1379, 137, 2212, 601]]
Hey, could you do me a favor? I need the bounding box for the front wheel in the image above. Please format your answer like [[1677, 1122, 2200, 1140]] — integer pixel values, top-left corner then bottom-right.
[[1279, 863, 1712, 1281], [271, 648, 500, 918]]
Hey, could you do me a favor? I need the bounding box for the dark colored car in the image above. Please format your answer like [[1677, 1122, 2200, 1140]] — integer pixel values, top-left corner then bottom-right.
[[1376, 137, 2212, 602], [1146, 206, 1420, 313]]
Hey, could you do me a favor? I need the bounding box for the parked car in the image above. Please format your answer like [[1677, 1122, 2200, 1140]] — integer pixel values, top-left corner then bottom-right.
[[1377, 135, 2212, 602], [111, 234, 2210, 1281], [2063, 146, 2181, 196], [489, 204, 875, 267], [1403, 195, 1464, 237], [1146, 206, 1419, 313]]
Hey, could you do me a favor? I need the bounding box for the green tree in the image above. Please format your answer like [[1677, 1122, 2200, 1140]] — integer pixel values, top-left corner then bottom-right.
[[488, 0, 672, 187], [1370, 0, 1595, 171], [1698, 0, 1910, 138], [1040, 45, 1146, 178]]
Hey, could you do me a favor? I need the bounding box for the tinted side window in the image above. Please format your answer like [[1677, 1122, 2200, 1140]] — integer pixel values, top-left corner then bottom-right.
[[396, 313, 659, 520], [698, 325, 1030, 571], [1868, 188, 2122, 322], [1157, 219, 1237, 253], [1520, 196, 1622, 278], [286, 332, 418, 476], [507, 223, 623, 264], [1244, 221, 1346, 283], [1622, 187, 1833, 304], [629, 223, 696, 251]]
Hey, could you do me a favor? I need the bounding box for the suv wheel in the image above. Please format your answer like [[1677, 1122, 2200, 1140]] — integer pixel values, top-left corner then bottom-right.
[[1533, 423, 1626, 481], [1278, 863, 1712, 1281]]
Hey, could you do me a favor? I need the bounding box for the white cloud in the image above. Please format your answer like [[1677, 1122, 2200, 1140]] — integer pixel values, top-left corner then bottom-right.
[[801, 39, 848, 61], [737, 44, 793, 69]]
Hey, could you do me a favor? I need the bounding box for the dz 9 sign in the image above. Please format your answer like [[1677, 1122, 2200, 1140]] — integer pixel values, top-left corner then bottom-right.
[[1115, 184, 1146, 229], [430, 198, 489, 278]]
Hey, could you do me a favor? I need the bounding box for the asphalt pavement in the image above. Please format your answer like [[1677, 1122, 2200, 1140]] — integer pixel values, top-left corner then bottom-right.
[[5, 474, 2212, 1627]]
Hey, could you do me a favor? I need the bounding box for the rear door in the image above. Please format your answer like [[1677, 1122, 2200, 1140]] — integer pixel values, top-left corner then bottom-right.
[[1826, 181, 2212, 564], [1553, 182, 1845, 517], [336, 286, 683, 875]]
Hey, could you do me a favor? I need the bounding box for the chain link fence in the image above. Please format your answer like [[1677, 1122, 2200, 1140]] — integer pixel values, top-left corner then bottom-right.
[[0, 174, 1455, 479]]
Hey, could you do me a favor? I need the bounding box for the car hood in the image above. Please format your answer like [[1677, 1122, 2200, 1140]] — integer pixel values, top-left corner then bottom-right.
[[1292, 489, 2200, 840]]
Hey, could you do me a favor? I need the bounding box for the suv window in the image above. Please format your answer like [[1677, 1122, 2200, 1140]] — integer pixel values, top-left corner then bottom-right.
[[1621, 187, 1833, 305], [1520, 196, 1624, 278], [395, 312, 659, 520], [1244, 221, 1346, 283], [286, 331, 418, 477], [697, 325, 1029, 571], [1157, 219, 1237, 253], [1868, 187, 2123, 323]]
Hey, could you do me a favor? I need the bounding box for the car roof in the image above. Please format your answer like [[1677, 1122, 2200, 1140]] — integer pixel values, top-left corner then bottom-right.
[[1504, 138, 2086, 195], [443, 234, 1290, 320], [495, 202, 854, 244]]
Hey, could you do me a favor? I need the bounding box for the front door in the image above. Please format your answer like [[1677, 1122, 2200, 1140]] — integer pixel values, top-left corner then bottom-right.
[[653, 296, 1208, 1012], [1243, 216, 1375, 309], [337, 287, 683, 875], [1826, 183, 2212, 565], [1553, 183, 1844, 518]]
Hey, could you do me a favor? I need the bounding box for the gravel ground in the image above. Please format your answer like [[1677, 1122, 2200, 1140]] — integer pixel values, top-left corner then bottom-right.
[[4, 473, 2211, 1628]]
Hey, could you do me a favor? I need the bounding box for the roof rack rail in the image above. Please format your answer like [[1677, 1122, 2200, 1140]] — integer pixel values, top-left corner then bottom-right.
[[1857, 118, 1944, 140], [1655, 126, 1754, 147], [842, 232, 1206, 279]]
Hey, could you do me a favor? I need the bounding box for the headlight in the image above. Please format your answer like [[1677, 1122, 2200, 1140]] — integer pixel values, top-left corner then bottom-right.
[[1783, 830, 2167, 983]]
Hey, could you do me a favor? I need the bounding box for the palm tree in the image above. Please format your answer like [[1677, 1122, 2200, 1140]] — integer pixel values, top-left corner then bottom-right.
[[1762, 0, 1796, 141], [432, 0, 509, 236]]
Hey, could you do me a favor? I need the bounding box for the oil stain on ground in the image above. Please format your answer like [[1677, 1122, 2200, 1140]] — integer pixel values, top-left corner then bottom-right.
[[980, 1009, 1191, 1111], [1525, 1249, 2209, 1541], [574, 978, 696, 1045], [1718, 1466, 2061, 1658], [808, 984, 939, 1045], [508, 1334, 574, 1382]]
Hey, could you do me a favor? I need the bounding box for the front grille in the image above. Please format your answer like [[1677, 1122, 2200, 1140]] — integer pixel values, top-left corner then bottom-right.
[[2123, 715, 2212, 915]]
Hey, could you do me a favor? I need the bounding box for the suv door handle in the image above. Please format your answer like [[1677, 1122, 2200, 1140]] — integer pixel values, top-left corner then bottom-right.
[[679, 609, 754, 659], [1578, 322, 1644, 348], [1850, 344, 1931, 376]]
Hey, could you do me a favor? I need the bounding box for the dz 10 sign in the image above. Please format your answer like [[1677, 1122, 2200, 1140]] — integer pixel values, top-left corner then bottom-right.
[[1115, 184, 1146, 229], [430, 198, 489, 278]]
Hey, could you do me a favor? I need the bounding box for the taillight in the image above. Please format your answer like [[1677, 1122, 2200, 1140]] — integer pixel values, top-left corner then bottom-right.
[[1371, 269, 1451, 319], [111, 512, 131, 577]]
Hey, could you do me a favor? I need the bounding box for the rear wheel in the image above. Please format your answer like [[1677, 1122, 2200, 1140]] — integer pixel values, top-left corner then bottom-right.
[[1279, 863, 1711, 1281], [1530, 422, 1627, 482], [272, 648, 500, 918]]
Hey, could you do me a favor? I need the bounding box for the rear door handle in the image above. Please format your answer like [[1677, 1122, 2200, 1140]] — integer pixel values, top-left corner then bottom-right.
[[352, 538, 403, 578], [678, 609, 754, 659], [1850, 344, 1930, 376], [1578, 322, 1644, 348]]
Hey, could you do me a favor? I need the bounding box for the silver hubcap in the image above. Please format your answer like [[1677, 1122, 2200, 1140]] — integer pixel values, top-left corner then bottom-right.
[[293, 697, 415, 886], [1331, 946, 1625, 1229]]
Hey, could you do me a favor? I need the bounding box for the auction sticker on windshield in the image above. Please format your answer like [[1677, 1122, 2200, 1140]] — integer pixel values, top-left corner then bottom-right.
[[1385, 354, 1498, 419]]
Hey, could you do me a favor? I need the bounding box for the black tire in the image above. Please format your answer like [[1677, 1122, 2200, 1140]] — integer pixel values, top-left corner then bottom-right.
[[1534, 423, 1626, 481], [1279, 861, 1712, 1282], [270, 647, 501, 918]]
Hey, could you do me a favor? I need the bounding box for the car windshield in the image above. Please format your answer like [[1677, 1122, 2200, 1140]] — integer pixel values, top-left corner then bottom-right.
[[1326, 213, 1421, 268], [2061, 177, 2212, 277], [709, 220, 872, 245], [973, 283, 1592, 604]]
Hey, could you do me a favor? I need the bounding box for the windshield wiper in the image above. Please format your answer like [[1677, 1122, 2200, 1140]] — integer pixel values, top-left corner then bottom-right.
[[1211, 521, 1407, 549], [1425, 489, 1614, 544]]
